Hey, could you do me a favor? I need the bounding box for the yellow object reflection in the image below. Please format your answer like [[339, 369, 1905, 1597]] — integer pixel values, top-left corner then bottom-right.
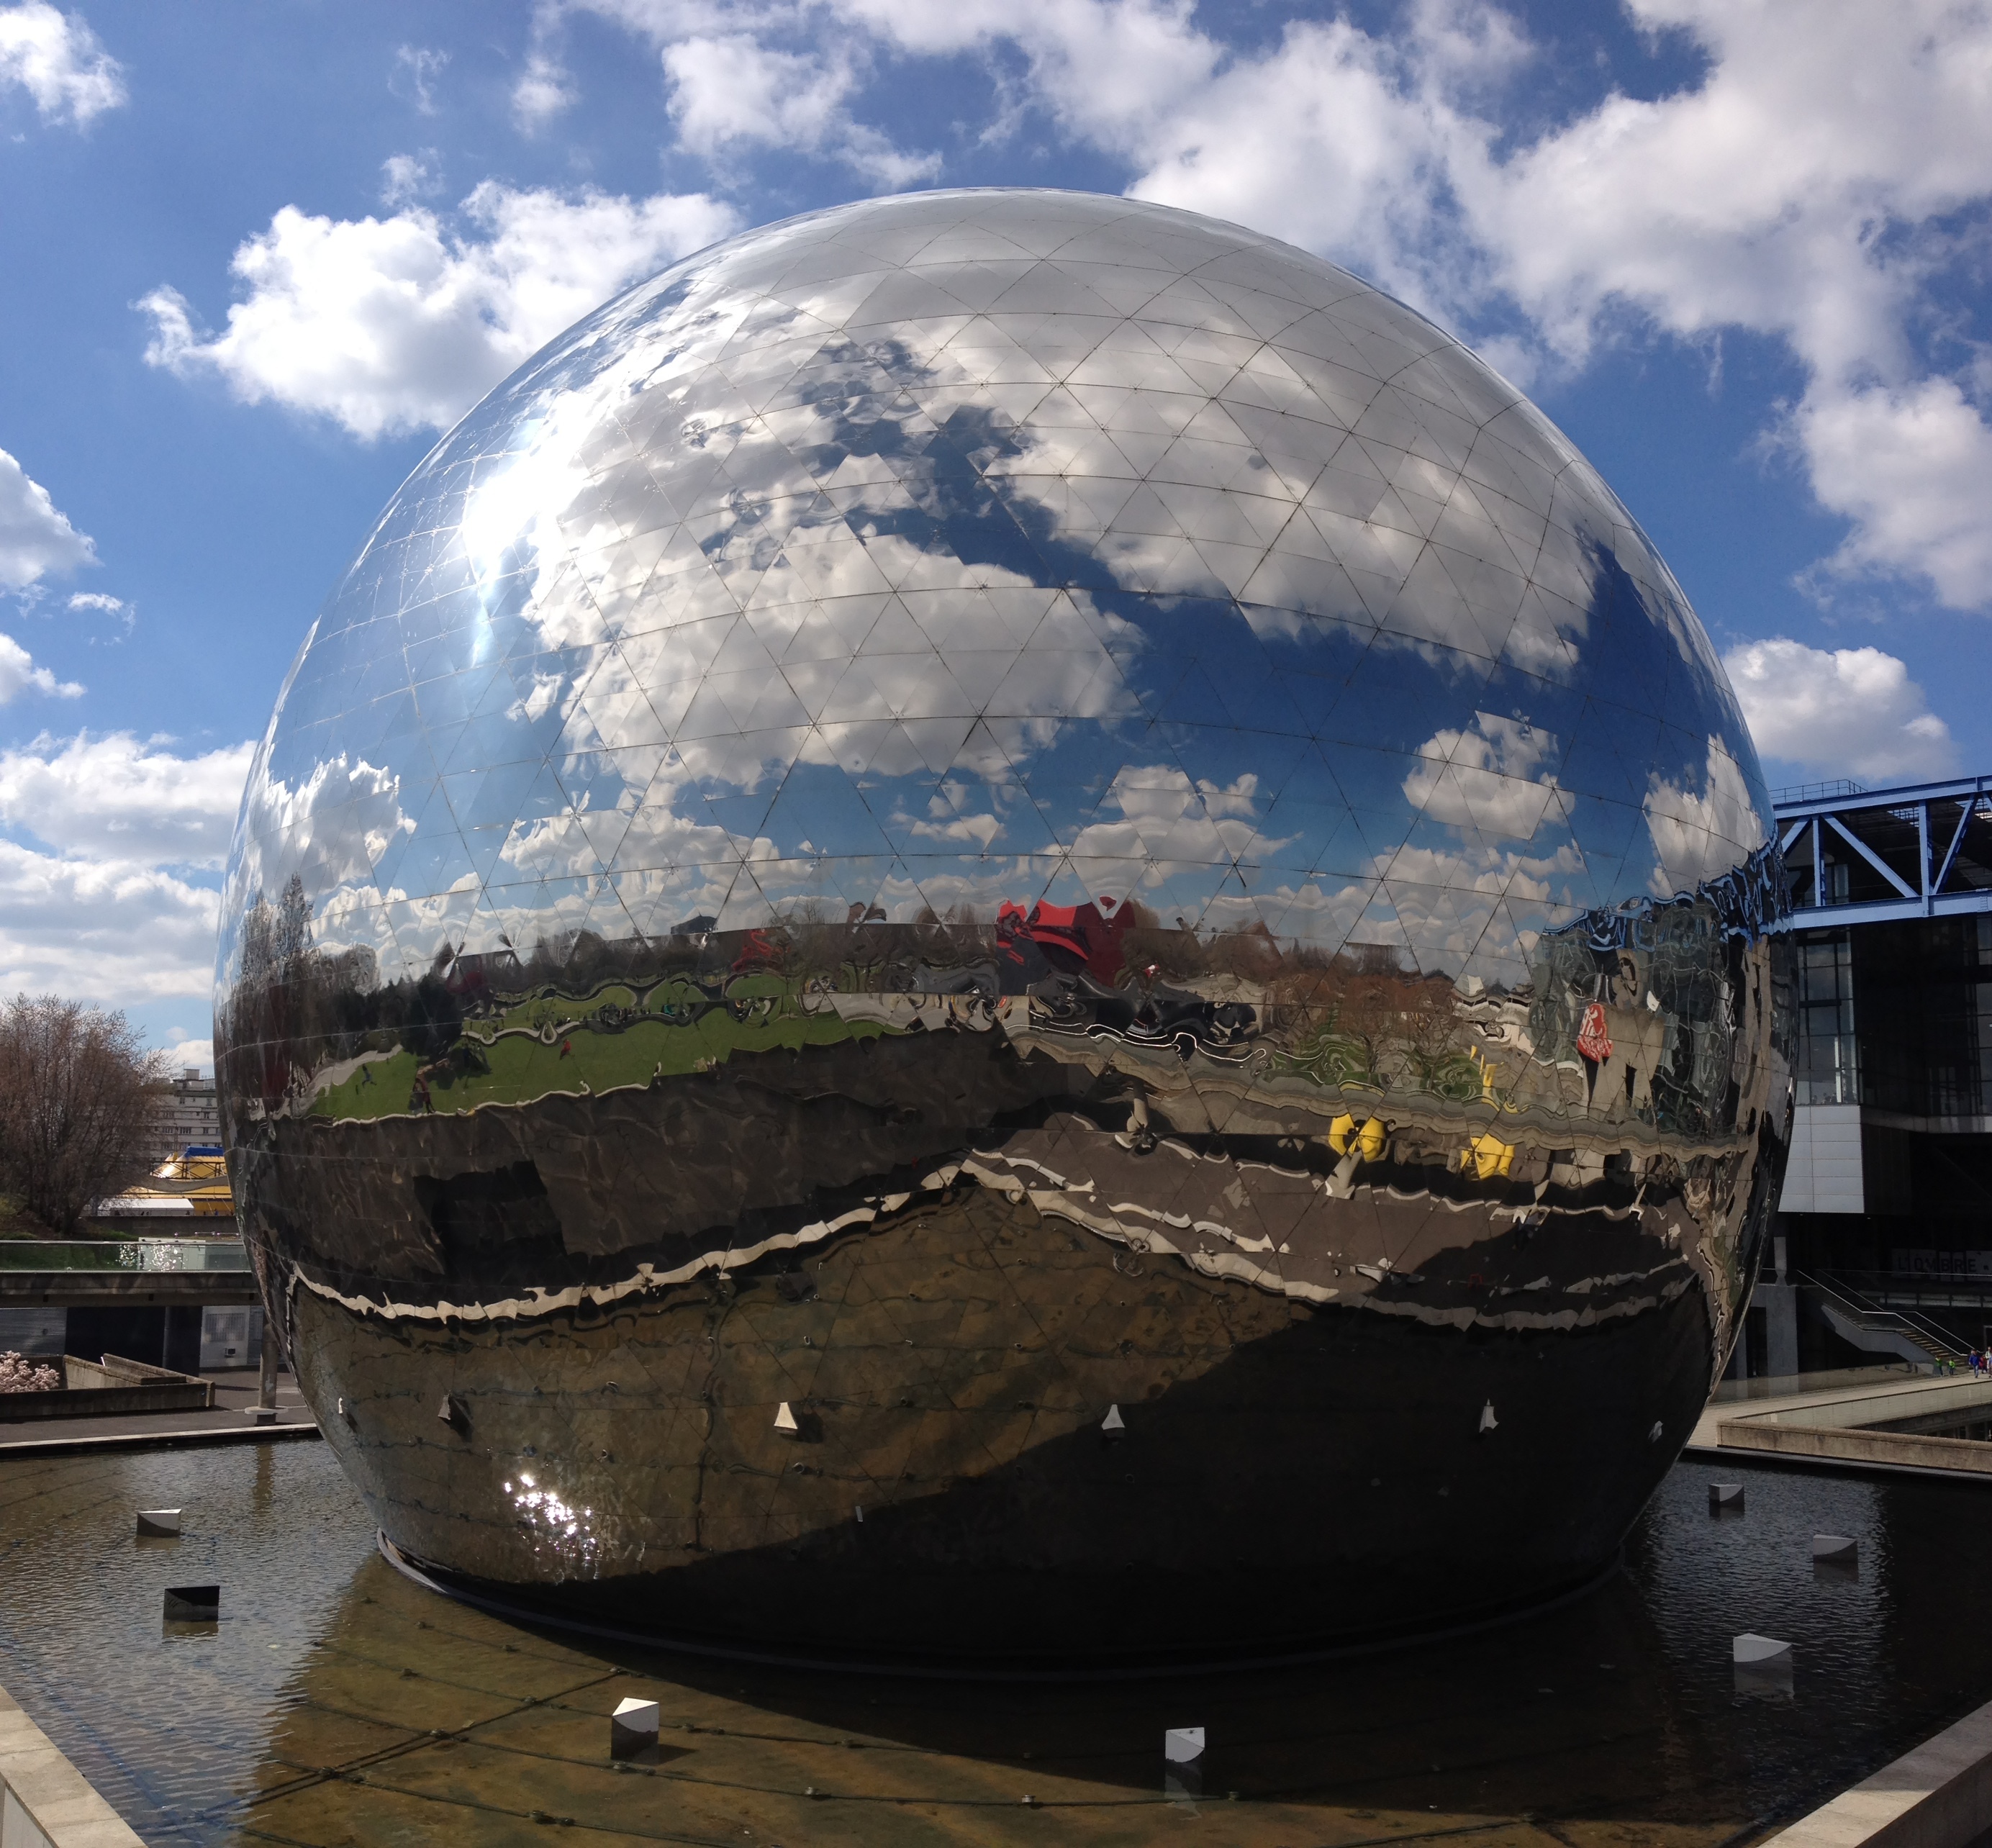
[[1329, 1115, 1388, 1161], [1462, 1131, 1516, 1181]]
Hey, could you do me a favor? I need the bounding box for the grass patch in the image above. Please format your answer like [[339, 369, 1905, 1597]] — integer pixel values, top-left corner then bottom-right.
[[310, 1000, 889, 1122]]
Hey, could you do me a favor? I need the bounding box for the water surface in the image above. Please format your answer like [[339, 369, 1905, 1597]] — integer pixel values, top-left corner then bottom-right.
[[1, 1444, 1986, 1847]]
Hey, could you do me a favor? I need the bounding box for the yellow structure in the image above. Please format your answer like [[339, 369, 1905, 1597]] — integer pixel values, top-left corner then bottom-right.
[[1461, 1131, 1517, 1181], [95, 1150, 233, 1219], [1327, 1114, 1388, 1161]]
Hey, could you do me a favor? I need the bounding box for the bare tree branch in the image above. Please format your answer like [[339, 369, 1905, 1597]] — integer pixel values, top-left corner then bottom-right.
[[0, 995, 168, 1234]]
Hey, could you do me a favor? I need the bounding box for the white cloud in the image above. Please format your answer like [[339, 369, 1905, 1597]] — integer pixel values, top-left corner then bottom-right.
[[1724, 637, 1956, 785], [512, 3, 576, 132], [0, 635, 81, 702], [379, 150, 441, 209], [513, 50, 576, 129], [0, 446, 94, 591], [0, 838, 221, 1002], [1462, 3, 1992, 610], [1064, 764, 1274, 887], [0, 730, 254, 1005], [1644, 736, 1765, 897], [662, 32, 937, 186], [1090, 0, 1992, 614], [0, 1, 124, 126], [150, 3, 1992, 607], [391, 44, 448, 115], [140, 183, 740, 440], [598, 0, 1992, 615], [240, 752, 411, 894], [1793, 379, 1992, 611], [155, 1036, 212, 1078], [1403, 712, 1570, 842], [0, 732, 253, 866]]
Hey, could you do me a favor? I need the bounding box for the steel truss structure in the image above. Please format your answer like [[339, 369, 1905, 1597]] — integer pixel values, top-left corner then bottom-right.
[[1775, 776, 1992, 928]]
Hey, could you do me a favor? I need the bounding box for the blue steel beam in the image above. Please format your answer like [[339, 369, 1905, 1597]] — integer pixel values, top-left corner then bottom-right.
[[1773, 773, 1992, 930]]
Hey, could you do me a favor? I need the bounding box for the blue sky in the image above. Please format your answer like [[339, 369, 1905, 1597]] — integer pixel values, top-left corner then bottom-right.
[[1, 0, 1987, 1066]]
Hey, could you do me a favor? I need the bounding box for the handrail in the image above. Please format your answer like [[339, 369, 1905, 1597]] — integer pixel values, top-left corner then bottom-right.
[[0, 1238, 250, 1274], [1817, 1267, 1992, 1302], [1796, 1268, 1970, 1359]]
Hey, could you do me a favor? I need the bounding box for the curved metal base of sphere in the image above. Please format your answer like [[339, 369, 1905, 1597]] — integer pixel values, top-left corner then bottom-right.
[[376, 1526, 1633, 1682], [294, 1159, 1721, 1671]]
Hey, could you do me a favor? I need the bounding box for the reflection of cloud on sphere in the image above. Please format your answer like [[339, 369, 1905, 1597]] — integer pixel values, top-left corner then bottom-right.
[[218, 187, 1772, 990], [216, 190, 1790, 1667]]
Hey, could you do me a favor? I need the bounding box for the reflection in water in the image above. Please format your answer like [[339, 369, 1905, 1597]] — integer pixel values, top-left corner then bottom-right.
[[1, 1444, 1989, 1846]]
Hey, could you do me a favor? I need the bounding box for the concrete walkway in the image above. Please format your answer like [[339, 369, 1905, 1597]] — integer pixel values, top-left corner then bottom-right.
[[1689, 1372, 1992, 1477], [0, 1368, 319, 1454]]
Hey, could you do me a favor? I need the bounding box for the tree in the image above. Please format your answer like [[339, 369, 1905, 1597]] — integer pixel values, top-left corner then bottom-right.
[[0, 996, 168, 1235]]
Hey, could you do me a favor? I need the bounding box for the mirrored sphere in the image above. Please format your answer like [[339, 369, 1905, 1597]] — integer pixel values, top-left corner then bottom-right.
[[217, 188, 1790, 1667]]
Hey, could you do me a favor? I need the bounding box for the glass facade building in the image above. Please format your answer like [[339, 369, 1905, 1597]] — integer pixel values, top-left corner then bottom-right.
[[217, 189, 1790, 1664], [1752, 782, 1992, 1376]]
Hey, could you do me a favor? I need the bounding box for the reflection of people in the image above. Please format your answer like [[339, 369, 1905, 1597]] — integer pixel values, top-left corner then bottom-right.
[[1591, 1003, 1669, 1119]]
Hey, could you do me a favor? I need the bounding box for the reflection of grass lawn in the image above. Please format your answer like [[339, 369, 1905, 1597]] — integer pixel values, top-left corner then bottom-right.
[[310, 1005, 887, 1122], [497, 985, 639, 1033]]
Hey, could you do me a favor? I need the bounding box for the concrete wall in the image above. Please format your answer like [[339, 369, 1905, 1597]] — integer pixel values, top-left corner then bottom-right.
[[1716, 1377, 1992, 1473], [1780, 1102, 1865, 1213], [1719, 1420, 1992, 1473], [1756, 1279, 1802, 1377], [0, 1310, 64, 1360], [1725, 1377, 1992, 1430], [0, 1680, 141, 1847], [1772, 1690, 1992, 1848]]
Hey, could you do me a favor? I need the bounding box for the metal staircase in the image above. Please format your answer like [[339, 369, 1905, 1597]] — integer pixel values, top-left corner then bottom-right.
[[1799, 1270, 1971, 1369]]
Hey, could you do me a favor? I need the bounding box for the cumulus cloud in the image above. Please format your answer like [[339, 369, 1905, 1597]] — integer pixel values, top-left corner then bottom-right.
[[0, 731, 255, 1003], [1793, 380, 1992, 612], [0, 732, 253, 866], [0, 635, 81, 702], [512, 4, 576, 131], [0, 838, 222, 1002], [513, 50, 576, 129], [0, 447, 94, 591], [1064, 765, 1270, 887], [148, 3, 1992, 610], [0, 1, 124, 127], [1724, 637, 1956, 786], [1403, 712, 1570, 842], [155, 1036, 212, 1077], [1102, 0, 1992, 613], [662, 32, 937, 186], [139, 183, 740, 440], [1644, 737, 1765, 897], [561, 0, 1992, 616]]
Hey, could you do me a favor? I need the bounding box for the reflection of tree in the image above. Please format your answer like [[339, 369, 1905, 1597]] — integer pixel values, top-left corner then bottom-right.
[[219, 876, 381, 1122], [1269, 956, 1475, 1097]]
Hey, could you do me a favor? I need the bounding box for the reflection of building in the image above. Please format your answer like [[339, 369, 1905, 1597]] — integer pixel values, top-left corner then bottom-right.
[[217, 189, 1789, 1664], [1749, 776, 1992, 1375], [147, 1066, 219, 1164], [96, 1149, 235, 1220]]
